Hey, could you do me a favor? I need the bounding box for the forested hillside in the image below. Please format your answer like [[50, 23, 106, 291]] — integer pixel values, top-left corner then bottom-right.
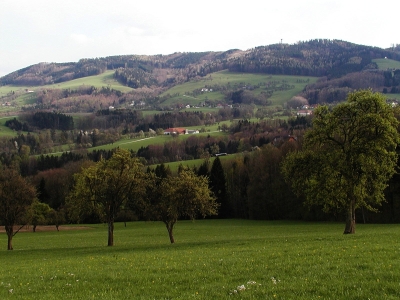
[[2, 39, 400, 90], [2, 39, 400, 111]]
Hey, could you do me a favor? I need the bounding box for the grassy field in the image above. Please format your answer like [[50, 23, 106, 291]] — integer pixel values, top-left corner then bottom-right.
[[160, 71, 318, 107], [0, 220, 399, 299], [0, 116, 19, 137], [88, 128, 225, 153], [0, 86, 31, 98], [0, 71, 133, 113], [149, 153, 236, 173], [386, 93, 400, 101], [42, 71, 133, 93], [373, 58, 400, 70]]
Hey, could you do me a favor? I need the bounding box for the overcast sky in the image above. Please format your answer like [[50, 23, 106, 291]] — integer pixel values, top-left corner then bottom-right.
[[0, 0, 396, 77]]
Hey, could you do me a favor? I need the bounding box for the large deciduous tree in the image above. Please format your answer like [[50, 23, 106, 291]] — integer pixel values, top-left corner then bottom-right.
[[67, 149, 145, 246], [0, 167, 36, 250], [146, 166, 218, 243], [282, 90, 399, 234]]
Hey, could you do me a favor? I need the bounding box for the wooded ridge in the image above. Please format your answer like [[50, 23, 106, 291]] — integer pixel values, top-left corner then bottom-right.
[[2, 39, 400, 89]]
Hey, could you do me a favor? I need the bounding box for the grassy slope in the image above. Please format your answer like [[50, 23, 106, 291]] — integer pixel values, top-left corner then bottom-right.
[[0, 71, 133, 114], [0, 86, 31, 98], [41, 70, 133, 93], [373, 58, 400, 70], [88, 129, 225, 153], [0, 116, 19, 137], [160, 70, 318, 107], [0, 220, 399, 299], [152, 153, 237, 174]]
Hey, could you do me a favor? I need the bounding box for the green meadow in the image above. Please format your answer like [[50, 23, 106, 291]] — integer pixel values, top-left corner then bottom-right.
[[42, 71, 133, 93], [0, 220, 399, 299], [0, 116, 19, 137], [160, 71, 318, 107], [0, 71, 133, 110], [0, 86, 31, 98], [373, 58, 400, 70], [88, 130, 224, 152], [148, 154, 235, 174]]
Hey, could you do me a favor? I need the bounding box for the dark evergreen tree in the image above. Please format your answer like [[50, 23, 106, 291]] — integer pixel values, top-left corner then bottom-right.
[[209, 157, 229, 218], [197, 159, 210, 177], [155, 163, 172, 179], [37, 177, 50, 205]]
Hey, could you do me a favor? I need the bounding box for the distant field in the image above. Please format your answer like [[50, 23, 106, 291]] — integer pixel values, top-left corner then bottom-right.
[[42, 70, 134, 93], [182, 107, 220, 113], [1, 220, 399, 299], [0, 85, 31, 98], [153, 153, 238, 173], [386, 93, 400, 101], [0, 71, 133, 99], [88, 129, 226, 153], [160, 70, 318, 107], [0, 71, 133, 113], [0, 116, 18, 137], [373, 58, 400, 70]]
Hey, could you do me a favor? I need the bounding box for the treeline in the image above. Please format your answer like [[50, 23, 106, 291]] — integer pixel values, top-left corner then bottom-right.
[[5, 112, 74, 134], [114, 68, 158, 88], [300, 70, 400, 105], [226, 39, 400, 78], [4, 132, 400, 229], [384, 69, 400, 92], [6, 112, 74, 131], [300, 71, 384, 104]]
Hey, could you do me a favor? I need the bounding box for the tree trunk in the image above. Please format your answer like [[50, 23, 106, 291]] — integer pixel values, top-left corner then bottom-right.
[[33, 225, 37, 232], [344, 203, 356, 234], [107, 220, 114, 246], [165, 222, 175, 244], [5, 225, 13, 250]]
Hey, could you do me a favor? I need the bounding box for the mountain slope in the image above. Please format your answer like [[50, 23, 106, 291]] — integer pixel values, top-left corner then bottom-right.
[[2, 39, 399, 89]]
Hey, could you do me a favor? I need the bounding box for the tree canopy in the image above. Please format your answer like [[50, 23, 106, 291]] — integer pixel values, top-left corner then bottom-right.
[[0, 167, 37, 250], [282, 90, 399, 233], [67, 149, 145, 246], [144, 166, 218, 243]]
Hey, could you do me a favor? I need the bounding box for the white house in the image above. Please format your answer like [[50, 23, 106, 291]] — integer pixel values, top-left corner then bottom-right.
[[297, 110, 312, 116]]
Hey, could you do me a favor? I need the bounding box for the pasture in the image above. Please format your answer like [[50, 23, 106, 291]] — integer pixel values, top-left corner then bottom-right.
[[160, 71, 318, 107], [0, 71, 133, 114], [373, 58, 400, 70], [0, 220, 399, 299], [149, 153, 236, 174], [0, 116, 19, 137], [42, 71, 134, 93]]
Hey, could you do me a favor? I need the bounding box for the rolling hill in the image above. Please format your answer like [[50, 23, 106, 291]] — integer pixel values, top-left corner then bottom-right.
[[1, 39, 400, 115]]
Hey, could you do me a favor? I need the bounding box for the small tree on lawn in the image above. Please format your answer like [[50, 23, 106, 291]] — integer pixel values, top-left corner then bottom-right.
[[147, 166, 218, 243], [0, 167, 36, 250], [28, 200, 52, 232], [47, 208, 66, 231], [67, 149, 145, 246]]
